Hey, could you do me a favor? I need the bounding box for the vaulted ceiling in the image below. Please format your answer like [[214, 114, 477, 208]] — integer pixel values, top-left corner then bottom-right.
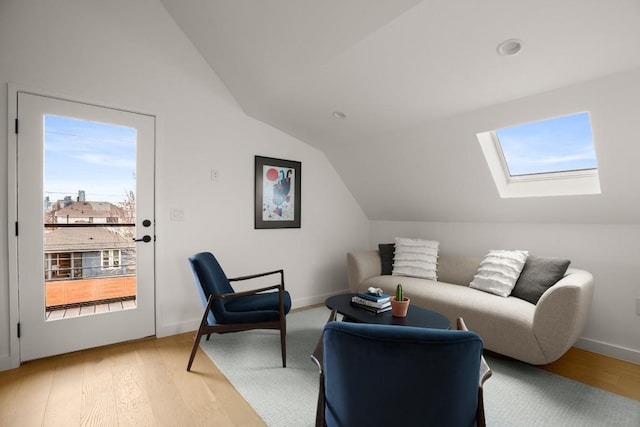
[[160, 0, 640, 223]]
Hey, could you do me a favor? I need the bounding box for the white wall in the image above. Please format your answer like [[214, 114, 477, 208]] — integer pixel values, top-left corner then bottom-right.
[[326, 68, 640, 224], [371, 221, 640, 363], [0, 0, 369, 369]]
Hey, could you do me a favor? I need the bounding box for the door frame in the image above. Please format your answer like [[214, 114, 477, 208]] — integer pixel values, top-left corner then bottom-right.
[[5, 83, 158, 370]]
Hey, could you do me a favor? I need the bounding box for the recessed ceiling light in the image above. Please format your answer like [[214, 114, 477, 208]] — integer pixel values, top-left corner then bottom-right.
[[332, 111, 347, 119], [496, 39, 522, 56]]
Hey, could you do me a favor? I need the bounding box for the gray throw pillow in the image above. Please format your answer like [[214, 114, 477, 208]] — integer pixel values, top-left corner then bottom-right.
[[378, 243, 395, 275], [511, 255, 571, 304]]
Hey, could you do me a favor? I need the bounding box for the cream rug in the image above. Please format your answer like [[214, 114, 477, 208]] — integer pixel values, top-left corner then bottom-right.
[[201, 307, 640, 427]]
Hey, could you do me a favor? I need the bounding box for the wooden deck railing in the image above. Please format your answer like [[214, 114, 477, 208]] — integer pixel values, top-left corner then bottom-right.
[[45, 276, 136, 308]]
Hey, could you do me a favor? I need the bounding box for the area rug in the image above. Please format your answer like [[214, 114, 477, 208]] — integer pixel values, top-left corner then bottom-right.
[[200, 307, 640, 427]]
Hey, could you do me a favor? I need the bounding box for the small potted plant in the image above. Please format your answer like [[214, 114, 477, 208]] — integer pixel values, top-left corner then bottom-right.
[[390, 283, 410, 317]]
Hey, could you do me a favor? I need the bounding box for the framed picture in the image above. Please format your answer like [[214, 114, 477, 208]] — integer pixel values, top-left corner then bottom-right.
[[254, 156, 301, 229]]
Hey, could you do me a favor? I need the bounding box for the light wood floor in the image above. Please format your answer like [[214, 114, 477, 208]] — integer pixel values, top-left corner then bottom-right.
[[0, 333, 638, 427], [541, 347, 640, 401], [0, 332, 265, 427]]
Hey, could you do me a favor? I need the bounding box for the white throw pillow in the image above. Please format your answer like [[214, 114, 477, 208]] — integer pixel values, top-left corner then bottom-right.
[[470, 250, 529, 297], [392, 237, 439, 281]]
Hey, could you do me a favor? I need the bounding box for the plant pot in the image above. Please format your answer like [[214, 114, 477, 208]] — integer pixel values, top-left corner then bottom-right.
[[390, 296, 410, 317]]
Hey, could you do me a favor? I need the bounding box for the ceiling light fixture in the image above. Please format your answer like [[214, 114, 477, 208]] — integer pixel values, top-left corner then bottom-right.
[[332, 111, 347, 119], [496, 39, 522, 56]]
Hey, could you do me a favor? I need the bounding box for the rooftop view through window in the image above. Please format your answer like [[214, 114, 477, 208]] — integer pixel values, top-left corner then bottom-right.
[[44, 115, 138, 318], [495, 112, 597, 177]]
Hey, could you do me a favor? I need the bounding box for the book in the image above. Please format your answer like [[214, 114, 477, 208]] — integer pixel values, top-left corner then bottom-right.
[[350, 301, 391, 314], [357, 292, 391, 303], [351, 296, 391, 309]]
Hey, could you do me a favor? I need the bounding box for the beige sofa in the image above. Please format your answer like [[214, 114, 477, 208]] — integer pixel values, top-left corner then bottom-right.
[[347, 250, 595, 365]]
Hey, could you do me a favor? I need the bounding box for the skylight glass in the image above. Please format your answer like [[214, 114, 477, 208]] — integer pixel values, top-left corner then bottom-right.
[[495, 112, 597, 176]]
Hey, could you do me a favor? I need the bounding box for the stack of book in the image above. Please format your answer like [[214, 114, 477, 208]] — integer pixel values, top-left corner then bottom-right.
[[351, 291, 391, 314]]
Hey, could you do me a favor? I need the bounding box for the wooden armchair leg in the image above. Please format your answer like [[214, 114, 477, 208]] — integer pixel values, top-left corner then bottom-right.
[[187, 333, 201, 371], [280, 318, 287, 368], [187, 295, 215, 372], [476, 387, 486, 427], [315, 372, 326, 427]]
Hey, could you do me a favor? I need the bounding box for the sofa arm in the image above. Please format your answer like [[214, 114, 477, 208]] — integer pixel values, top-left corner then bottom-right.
[[347, 251, 382, 292], [532, 269, 594, 363]]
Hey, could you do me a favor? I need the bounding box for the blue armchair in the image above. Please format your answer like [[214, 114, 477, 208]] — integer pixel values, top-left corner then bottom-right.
[[314, 317, 491, 427], [187, 251, 292, 371]]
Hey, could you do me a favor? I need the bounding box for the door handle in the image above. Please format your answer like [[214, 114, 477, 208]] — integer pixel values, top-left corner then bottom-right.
[[134, 235, 152, 243]]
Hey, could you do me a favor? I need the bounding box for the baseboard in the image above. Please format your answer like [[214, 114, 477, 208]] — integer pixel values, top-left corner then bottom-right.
[[156, 318, 200, 338], [0, 354, 15, 372], [575, 337, 640, 364], [292, 291, 346, 310]]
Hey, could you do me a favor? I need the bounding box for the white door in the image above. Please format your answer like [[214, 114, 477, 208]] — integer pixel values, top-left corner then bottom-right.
[[16, 92, 155, 361]]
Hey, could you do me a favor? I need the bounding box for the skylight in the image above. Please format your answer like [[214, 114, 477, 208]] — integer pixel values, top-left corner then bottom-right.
[[477, 112, 601, 198], [495, 112, 597, 176]]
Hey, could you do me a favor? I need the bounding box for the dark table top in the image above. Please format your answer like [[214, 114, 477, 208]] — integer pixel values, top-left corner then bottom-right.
[[325, 293, 450, 329]]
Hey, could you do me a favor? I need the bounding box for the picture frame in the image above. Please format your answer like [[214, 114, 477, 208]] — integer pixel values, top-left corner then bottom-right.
[[254, 156, 301, 229]]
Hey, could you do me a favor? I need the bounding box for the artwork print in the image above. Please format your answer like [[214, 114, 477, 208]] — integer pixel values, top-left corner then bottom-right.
[[262, 165, 295, 220], [255, 156, 301, 229]]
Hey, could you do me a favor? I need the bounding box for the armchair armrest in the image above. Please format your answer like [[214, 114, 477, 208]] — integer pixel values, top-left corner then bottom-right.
[[457, 317, 491, 427], [311, 309, 337, 427], [457, 318, 492, 386], [224, 269, 286, 301], [212, 283, 284, 300], [229, 269, 284, 284], [310, 309, 338, 374]]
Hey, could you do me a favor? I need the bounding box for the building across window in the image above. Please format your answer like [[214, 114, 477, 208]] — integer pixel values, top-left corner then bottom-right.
[[102, 249, 121, 269]]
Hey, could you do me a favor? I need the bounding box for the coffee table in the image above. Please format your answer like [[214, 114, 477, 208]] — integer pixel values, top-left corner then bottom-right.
[[325, 293, 450, 329]]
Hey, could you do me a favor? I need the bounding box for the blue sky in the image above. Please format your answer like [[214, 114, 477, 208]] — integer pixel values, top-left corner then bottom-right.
[[496, 112, 597, 176], [44, 115, 136, 204]]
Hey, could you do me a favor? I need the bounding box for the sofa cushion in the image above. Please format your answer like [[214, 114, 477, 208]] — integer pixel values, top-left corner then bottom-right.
[[392, 237, 439, 281], [360, 274, 536, 329], [378, 243, 395, 275], [470, 250, 528, 297], [511, 255, 571, 304], [437, 253, 484, 286]]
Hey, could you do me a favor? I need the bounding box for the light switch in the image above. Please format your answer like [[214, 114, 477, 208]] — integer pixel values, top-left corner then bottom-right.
[[170, 208, 185, 221]]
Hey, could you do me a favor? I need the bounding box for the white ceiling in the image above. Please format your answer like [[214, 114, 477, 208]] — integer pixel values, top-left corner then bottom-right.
[[160, 0, 640, 223]]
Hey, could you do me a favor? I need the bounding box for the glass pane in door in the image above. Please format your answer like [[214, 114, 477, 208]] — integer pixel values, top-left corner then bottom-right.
[[43, 115, 138, 320]]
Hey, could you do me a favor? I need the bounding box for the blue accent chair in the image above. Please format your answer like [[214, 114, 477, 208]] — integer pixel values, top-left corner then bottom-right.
[[313, 317, 491, 427], [187, 251, 292, 371]]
